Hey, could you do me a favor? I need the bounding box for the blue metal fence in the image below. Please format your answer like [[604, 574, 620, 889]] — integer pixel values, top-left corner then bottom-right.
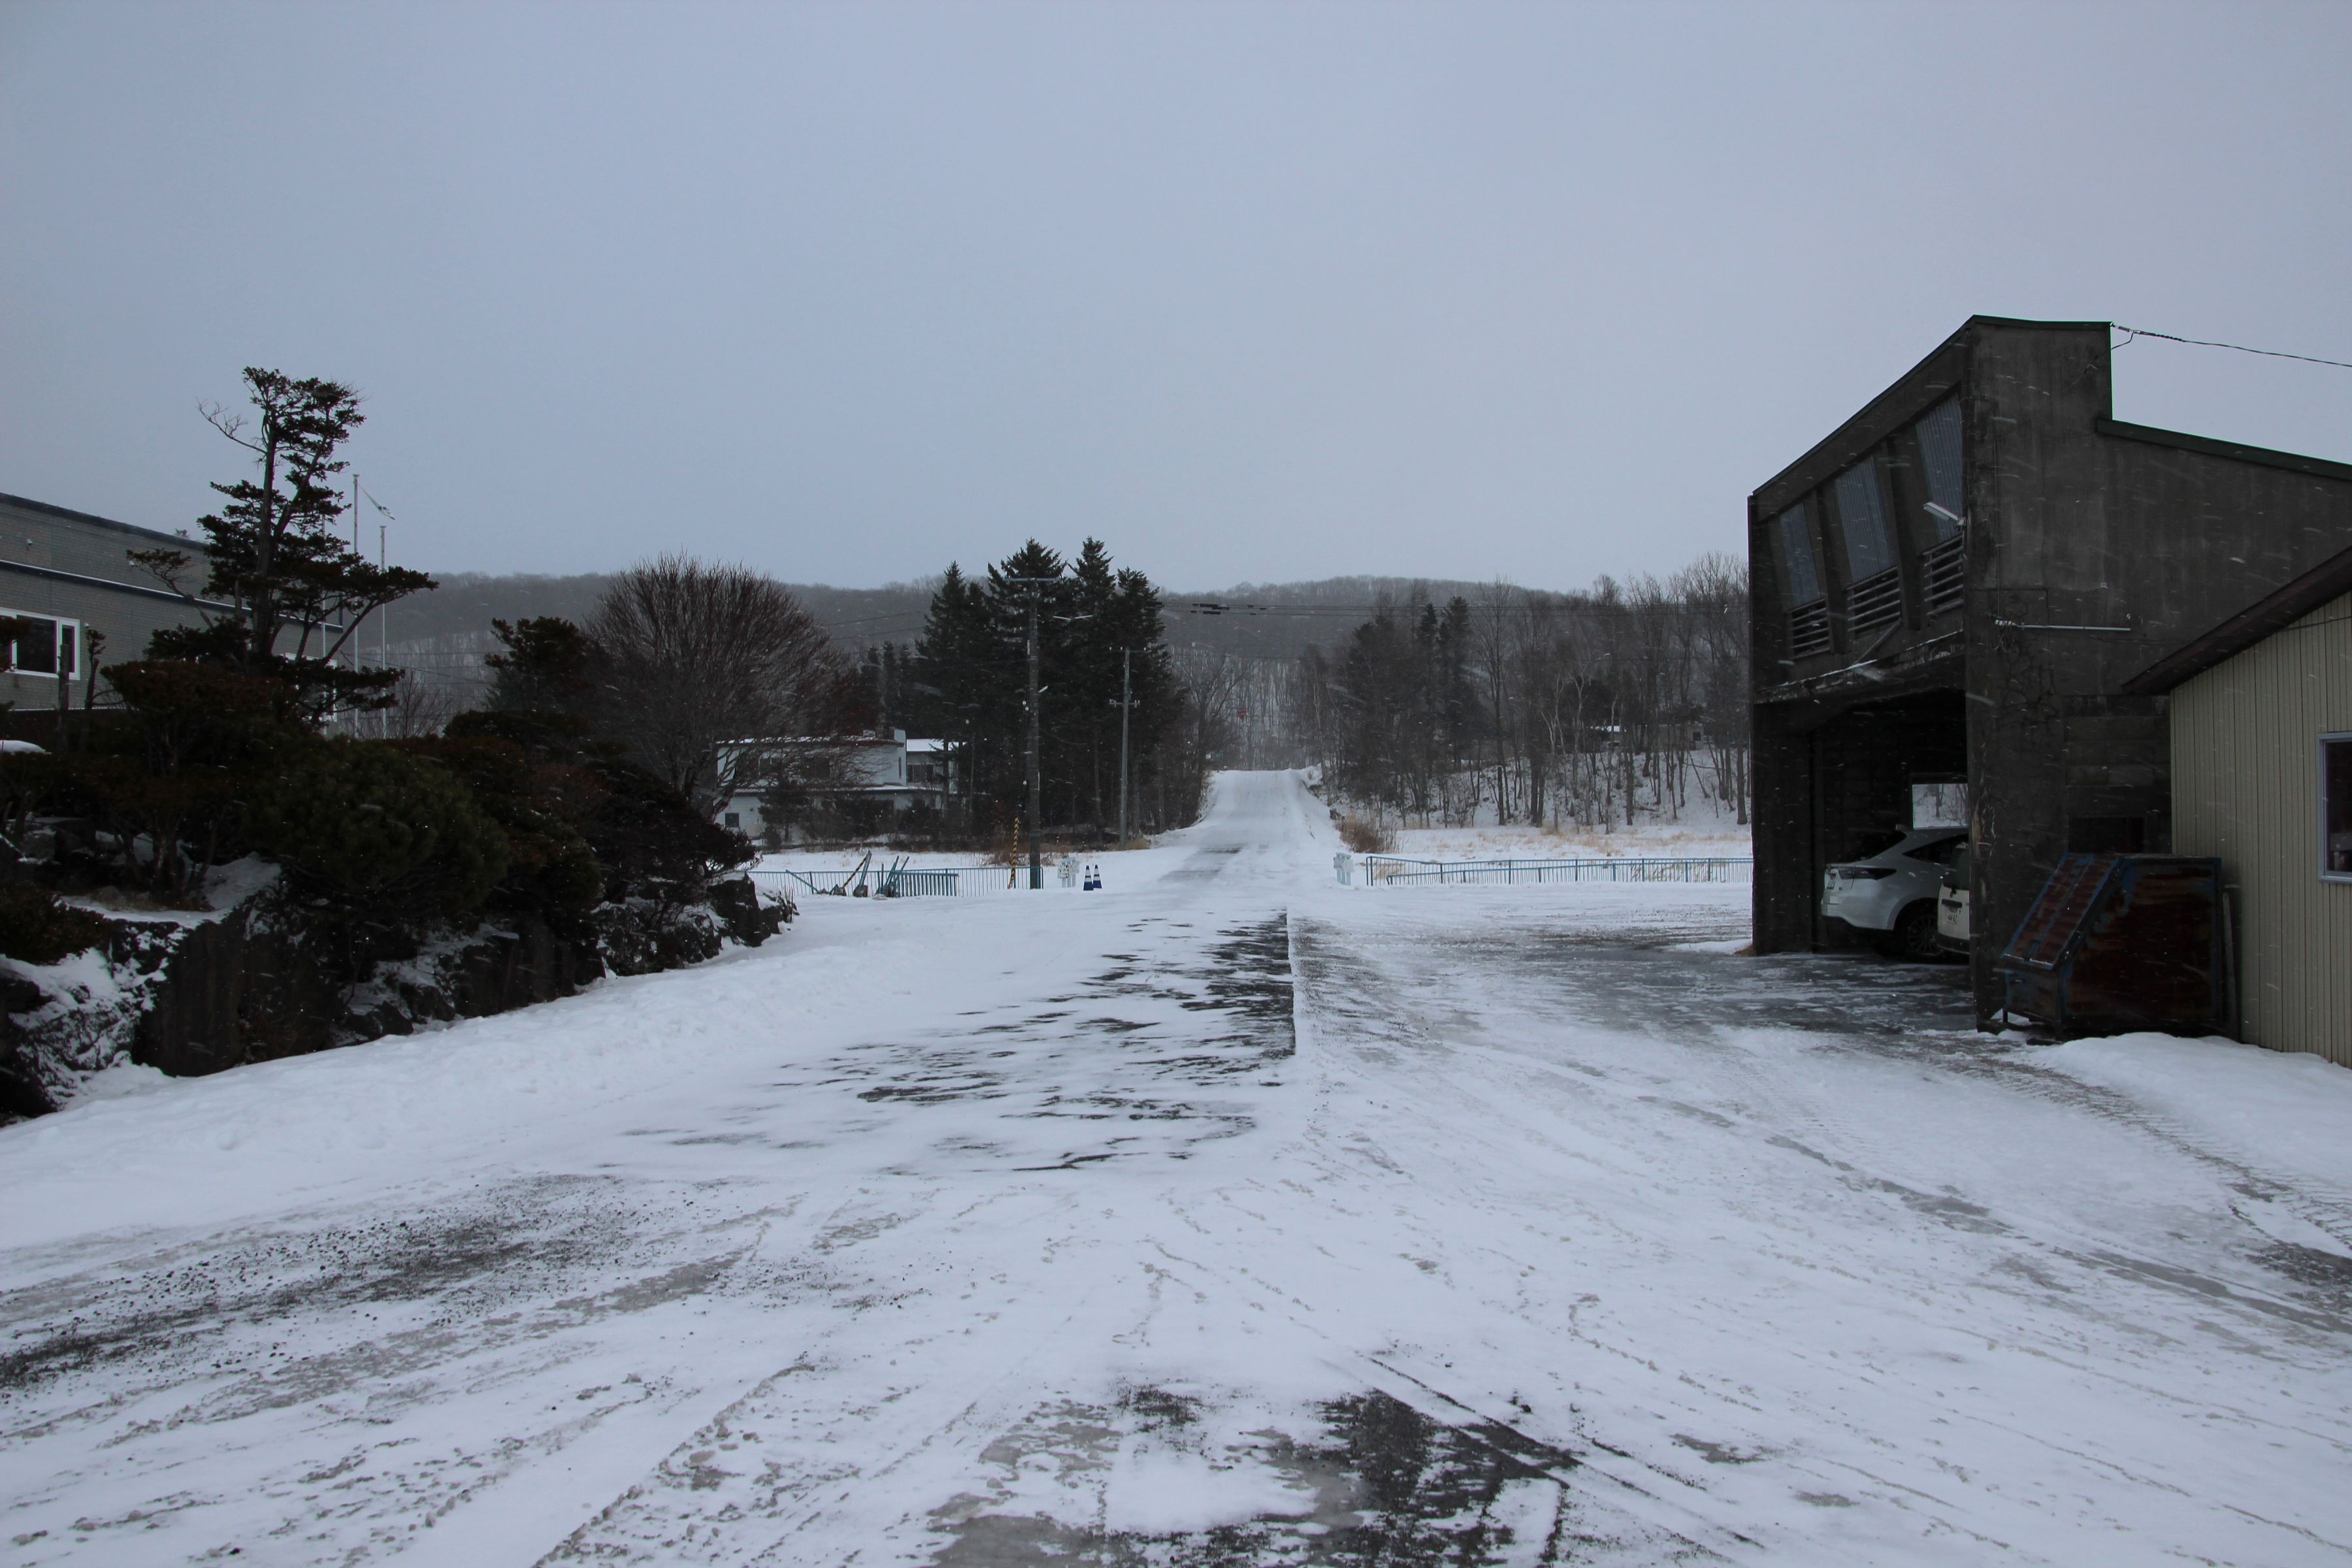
[[1358, 855, 1752, 887]]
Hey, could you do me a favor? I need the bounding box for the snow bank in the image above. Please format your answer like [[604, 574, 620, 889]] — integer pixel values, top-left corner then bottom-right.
[[2041, 1031, 2352, 1197]]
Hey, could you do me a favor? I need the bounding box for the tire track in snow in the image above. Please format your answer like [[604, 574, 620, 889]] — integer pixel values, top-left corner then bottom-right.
[[1287, 903, 2352, 1565]]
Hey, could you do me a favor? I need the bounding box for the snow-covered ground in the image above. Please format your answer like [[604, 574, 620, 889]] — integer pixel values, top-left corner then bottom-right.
[[3, 772, 2349, 1564]]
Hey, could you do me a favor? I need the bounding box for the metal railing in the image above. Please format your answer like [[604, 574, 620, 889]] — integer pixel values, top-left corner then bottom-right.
[[750, 863, 1018, 899], [1358, 855, 1752, 887]]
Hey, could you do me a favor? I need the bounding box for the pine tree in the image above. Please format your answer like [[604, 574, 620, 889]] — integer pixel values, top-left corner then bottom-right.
[[131, 368, 433, 719], [911, 541, 1178, 836], [913, 563, 1005, 813]]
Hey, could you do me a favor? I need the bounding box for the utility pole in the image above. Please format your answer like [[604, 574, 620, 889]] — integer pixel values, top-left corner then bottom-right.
[[54, 622, 69, 753], [1026, 594, 1043, 890], [377, 519, 389, 740], [1117, 646, 1132, 847], [348, 473, 361, 735], [997, 572, 1065, 890]]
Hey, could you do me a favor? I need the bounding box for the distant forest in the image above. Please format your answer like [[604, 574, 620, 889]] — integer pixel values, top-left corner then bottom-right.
[[376, 568, 1540, 727], [384, 570, 1538, 668], [1284, 557, 1751, 832], [378, 556, 1753, 836]]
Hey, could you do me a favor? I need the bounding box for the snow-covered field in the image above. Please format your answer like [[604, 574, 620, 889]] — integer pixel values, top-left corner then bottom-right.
[[4, 772, 2349, 1564], [1375, 793, 1750, 863], [1384, 821, 1751, 862]]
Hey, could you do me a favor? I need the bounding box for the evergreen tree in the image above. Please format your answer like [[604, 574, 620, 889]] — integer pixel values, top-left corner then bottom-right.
[[913, 562, 1011, 815], [911, 540, 1179, 837], [485, 616, 598, 717], [131, 368, 433, 718]]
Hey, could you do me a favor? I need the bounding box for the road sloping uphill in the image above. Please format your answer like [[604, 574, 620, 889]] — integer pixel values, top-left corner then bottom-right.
[[3, 770, 2350, 1565]]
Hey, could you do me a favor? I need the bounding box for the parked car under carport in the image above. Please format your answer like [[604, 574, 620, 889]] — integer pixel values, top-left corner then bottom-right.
[[1821, 827, 1966, 960]]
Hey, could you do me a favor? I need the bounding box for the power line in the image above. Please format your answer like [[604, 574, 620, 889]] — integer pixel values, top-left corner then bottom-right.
[[2115, 325, 2352, 372]]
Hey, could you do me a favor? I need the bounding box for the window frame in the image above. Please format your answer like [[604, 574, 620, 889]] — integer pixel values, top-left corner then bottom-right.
[[1912, 395, 1966, 540], [1831, 454, 1898, 584], [2323, 732, 2352, 884], [0, 608, 80, 681], [1776, 503, 1824, 609]]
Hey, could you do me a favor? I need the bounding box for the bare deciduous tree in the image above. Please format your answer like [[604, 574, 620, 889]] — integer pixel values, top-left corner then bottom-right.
[[1286, 552, 1752, 832], [380, 670, 462, 739], [591, 555, 868, 811], [1166, 643, 1247, 821]]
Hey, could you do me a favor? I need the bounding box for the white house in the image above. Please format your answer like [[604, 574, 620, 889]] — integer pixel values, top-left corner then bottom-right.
[[715, 731, 958, 841]]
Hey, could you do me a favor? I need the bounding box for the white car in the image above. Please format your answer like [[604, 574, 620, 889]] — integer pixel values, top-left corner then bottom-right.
[[1936, 841, 1972, 954], [1821, 828, 1966, 960]]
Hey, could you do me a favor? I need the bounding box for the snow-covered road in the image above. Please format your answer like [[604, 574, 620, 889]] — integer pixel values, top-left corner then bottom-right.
[[5, 771, 2352, 1565]]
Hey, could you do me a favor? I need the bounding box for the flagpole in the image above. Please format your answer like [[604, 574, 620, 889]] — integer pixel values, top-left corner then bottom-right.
[[378, 519, 388, 739]]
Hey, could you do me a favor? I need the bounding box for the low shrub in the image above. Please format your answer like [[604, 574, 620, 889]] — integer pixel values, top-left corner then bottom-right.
[[0, 883, 108, 966], [1339, 815, 1394, 855], [243, 740, 510, 925], [442, 709, 752, 913], [395, 735, 604, 923]]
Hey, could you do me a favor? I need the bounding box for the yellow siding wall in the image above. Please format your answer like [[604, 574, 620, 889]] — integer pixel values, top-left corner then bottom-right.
[[2170, 590, 2352, 1064]]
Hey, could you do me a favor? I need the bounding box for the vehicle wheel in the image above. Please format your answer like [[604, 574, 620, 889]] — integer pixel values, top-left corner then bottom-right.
[[1889, 901, 1940, 962]]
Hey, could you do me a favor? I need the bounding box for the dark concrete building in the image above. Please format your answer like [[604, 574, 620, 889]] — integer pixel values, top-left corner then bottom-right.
[[1747, 316, 2352, 1023], [0, 491, 221, 722]]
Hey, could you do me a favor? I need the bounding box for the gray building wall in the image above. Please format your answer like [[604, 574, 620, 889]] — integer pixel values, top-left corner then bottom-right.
[[2168, 589, 2352, 1064], [1748, 318, 2352, 1025], [0, 491, 221, 717]]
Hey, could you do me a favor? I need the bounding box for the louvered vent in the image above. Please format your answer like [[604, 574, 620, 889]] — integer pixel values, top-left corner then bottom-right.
[[1921, 532, 1965, 617], [1788, 602, 1831, 659], [1849, 566, 1904, 634]]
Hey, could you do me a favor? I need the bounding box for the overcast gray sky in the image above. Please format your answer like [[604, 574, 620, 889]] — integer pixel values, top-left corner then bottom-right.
[[4, 2, 2349, 592]]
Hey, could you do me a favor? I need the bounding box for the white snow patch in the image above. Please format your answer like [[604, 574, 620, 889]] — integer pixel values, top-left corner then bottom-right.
[[204, 853, 280, 911], [71, 1062, 173, 1103], [1101, 1446, 1315, 1534]]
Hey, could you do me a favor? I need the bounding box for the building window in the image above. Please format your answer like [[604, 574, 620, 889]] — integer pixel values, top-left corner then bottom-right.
[[2, 613, 77, 678], [1777, 504, 1823, 606], [723, 811, 742, 830], [1833, 457, 1902, 635], [1776, 504, 1831, 659], [1833, 458, 1896, 581], [1914, 397, 1965, 538], [2325, 734, 2352, 881], [1913, 397, 1967, 617]]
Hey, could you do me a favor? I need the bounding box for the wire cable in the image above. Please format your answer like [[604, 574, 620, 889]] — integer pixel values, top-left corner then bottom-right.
[[2115, 325, 2352, 372]]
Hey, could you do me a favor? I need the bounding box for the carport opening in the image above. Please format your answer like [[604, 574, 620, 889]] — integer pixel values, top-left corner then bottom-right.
[[1806, 689, 1968, 952]]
